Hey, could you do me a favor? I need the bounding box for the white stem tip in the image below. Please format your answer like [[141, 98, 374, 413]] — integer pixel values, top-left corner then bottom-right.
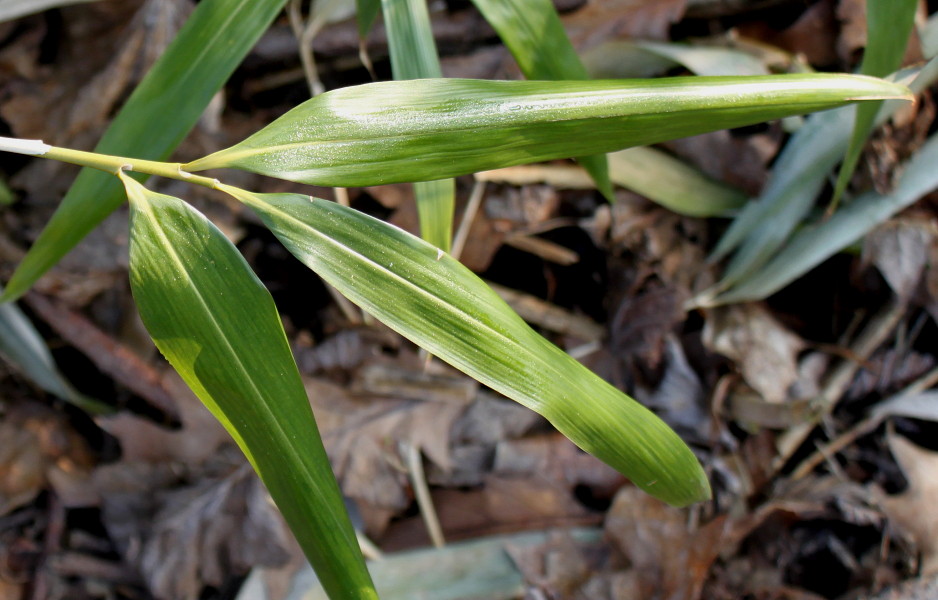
[[0, 136, 51, 156]]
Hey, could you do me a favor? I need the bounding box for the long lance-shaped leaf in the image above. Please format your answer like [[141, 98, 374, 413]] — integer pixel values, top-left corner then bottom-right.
[[218, 183, 711, 507], [1, 0, 288, 304], [122, 175, 376, 600], [830, 0, 917, 209], [382, 0, 454, 251], [469, 0, 612, 199], [186, 75, 910, 188]]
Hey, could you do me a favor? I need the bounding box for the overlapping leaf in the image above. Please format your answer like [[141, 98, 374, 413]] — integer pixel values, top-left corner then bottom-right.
[[382, 0, 454, 251], [1, 0, 289, 303], [469, 0, 612, 198], [219, 183, 711, 507], [185, 75, 909, 188], [830, 0, 917, 209], [705, 59, 938, 297], [702, 131, 938, 305], [122, 175, 376, 600]]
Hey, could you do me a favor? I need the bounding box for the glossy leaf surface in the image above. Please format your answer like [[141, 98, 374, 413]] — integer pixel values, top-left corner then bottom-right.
[[123, 176, 376, 600], [382, 0, 454, 251], [2, 0, 288, 303], [187, 75, 909, 188], [469, 0, 612, 198], [220, 184, 711, 507]]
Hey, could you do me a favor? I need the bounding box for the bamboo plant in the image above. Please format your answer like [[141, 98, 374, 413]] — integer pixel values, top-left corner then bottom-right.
[[0, 1, 913, 598]]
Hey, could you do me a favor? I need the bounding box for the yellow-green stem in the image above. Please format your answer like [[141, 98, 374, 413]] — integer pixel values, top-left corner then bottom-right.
[[43, 145, 220, 190]]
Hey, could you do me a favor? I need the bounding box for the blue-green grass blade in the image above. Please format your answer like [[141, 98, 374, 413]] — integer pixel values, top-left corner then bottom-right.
[[382, 0, 454, 251], [220, 184, 711, 507], [830, 0, 917, 209], [1, 0, 288, 303], [469, 0, 612, 199], [707, 132, 938, 305], [706, 60, 938, 295], [123, 175, 377, 600], [0, 285, 110, 414], [185, 75, 911, 188]]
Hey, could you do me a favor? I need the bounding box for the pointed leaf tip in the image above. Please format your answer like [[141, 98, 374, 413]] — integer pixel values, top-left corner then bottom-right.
[[219, 183, 711, 506]]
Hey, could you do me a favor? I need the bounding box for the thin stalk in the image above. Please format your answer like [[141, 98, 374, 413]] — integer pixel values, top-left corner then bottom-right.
[[42, 145, 220, 190]]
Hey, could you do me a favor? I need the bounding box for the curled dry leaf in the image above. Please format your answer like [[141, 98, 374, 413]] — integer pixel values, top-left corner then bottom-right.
[[881, 434, 938, 575], [605, 486, 730, 600], [0, 404, 94, 513], [862, 219, 937, 302], [562, 0, 688, 44], [703, 303, 805, 404], [97, 462, 291, 600]]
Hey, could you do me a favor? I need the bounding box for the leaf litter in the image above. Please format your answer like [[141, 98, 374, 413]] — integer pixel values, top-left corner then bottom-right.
[[2, 1, 938, 599]]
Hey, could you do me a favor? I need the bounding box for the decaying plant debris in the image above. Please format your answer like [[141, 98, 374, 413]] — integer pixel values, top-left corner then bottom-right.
[[2, 1, 938, 599]]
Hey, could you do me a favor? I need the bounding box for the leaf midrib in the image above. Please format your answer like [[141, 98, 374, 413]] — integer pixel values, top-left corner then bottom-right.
[[133, 190, 325, 496]]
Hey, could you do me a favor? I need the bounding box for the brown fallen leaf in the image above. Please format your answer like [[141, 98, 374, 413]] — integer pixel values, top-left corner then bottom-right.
[[703, 303, 805, 404], [562, 0, 688, 44], [605, 486, 730, 600], [95, 461, 290, 600], [862, 219, 937, 303], [95, 369, 229, 465], [306, 369, 470, 522], [0, 403, 95, 513], [880, 434, 938, 575]]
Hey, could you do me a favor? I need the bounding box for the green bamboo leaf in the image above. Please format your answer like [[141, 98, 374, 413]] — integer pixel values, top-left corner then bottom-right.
[[830, 0, 917, 209], [469, 0, 612, 199], [1, 0, 288, 304], [219, 183, 711, 507], [356, 0, 381, 38], [122, 175, 376, 600], [186, 75, 910, 189], [607, 147, 746, 217], [382, 0, 454, 251], [703, 131, 938, 306], [414, 179, 454, 251]]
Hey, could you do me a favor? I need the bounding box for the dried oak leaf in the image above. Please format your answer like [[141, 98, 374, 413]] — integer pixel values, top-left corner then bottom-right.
[[0, 404, 95, 513], [862, 219, 937, 302], [703, 304, 805, 404], [881, 434, 938, 575], [605, 486, 730, 600], [96, 461, 290, 600], [306, 372, 469, 514], [562, 0, 687, 44]]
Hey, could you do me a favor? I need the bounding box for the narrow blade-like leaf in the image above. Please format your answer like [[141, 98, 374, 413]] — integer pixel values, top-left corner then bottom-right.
[[705, 59, 938, 297], [382, 0, 454, 251], [414, 179, 454, 251], [219, 183, 711, 507], [469, 0, 612, 198], [705, 131, 938, 306], [830, 0, 917, 208], [186, 75, 910, 189], [1, 0, 288, 303], [122, 175, 376, 600], [0, 285, 109, 414], [356, 0, 381, 38]]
